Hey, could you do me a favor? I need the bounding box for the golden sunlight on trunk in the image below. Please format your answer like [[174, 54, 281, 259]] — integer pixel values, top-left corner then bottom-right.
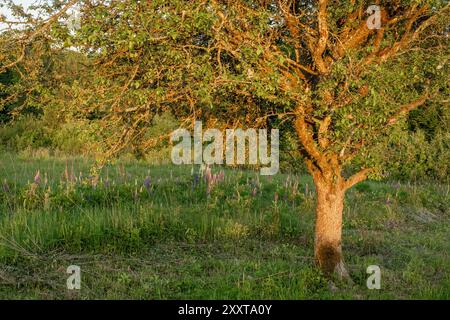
[[312, 173, 350, 280]]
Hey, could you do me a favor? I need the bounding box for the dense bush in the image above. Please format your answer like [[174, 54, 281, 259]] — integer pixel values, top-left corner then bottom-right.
[[382, 129, 449, 182], [0, 116, 51, 151]]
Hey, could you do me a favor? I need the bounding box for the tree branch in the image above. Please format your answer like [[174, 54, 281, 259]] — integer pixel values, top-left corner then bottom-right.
[[387, 94, 428, 125], [344, 168, 373, 190], [313, 0, 329, 74], [0, 0, 79, 73], [295, 114, 329, 171]]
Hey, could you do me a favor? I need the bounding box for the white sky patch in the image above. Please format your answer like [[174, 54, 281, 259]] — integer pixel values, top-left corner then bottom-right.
[[1, 0, 42, 31], [0, 0, 80, 32]]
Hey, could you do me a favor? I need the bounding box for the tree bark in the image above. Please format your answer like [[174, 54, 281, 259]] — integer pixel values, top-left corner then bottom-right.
[[313, 174, 350, 279]]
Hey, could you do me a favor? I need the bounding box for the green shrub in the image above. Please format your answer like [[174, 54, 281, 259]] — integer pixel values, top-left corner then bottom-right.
[[52, 120, 102, 155], [382, 129, 449, 182], [0, 116, 51, 151]]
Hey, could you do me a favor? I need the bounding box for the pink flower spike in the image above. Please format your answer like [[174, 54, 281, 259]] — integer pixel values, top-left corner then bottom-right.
[[34, 170, 41, 185]]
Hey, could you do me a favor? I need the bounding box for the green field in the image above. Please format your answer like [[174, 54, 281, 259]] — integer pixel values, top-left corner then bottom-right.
[[0, 153, 448, 299]]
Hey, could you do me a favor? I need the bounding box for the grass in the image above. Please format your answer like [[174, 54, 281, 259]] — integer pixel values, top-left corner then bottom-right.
[[0, 152, 448, 299]]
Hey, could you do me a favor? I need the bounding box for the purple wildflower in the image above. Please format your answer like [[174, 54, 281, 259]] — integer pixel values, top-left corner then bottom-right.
[[203, 167, 225, 196], [204, 166, 212, 183], [192, 174, 199, 189], [34, 170, 41, 185], [143, 176, 151, 193]]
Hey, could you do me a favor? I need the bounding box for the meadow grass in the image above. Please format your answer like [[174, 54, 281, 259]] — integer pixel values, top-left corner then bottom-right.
[[0, 152, 448, 299]]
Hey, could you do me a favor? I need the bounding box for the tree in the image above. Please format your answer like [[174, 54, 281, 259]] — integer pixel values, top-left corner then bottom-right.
[[2, 0, 448, 278], [0, 0, 92, 127]]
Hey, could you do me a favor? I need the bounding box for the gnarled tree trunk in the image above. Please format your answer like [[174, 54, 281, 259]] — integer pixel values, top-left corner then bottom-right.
[[295, 116, 371, 279], [313, 175, 349, 279]]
